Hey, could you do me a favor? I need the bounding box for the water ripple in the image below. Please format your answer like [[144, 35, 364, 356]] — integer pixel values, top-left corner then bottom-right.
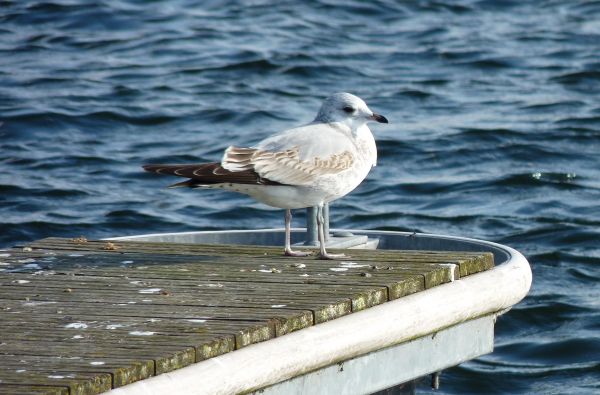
[[1, 1, 599, 393]]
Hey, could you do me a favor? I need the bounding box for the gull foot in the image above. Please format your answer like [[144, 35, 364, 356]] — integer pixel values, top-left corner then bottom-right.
[[318, 252, 347, 260], [284, 249, 313, 257]]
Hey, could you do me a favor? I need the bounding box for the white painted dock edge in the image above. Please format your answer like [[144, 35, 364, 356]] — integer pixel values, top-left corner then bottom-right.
[[106, 244, 531, 395], [256, 315, 495, 395]]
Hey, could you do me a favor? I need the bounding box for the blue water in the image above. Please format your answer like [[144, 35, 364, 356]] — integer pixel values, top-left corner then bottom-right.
[[1, 1, 599, 393]]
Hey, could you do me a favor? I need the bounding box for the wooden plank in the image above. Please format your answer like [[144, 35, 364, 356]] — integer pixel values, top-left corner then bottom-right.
[[0, 238, 494, 394], [0, 340, 197, 376], [0, 285, 351, 326], [1, 251, 454, 300], [0, 355, 153, 388], [25, 237, 479, 257], [0, 334, 233, 363], [20, 238, 493, 275], [0, 313, 272, 351], [0, 384, 69, 395], [0, 370, 111, 395]]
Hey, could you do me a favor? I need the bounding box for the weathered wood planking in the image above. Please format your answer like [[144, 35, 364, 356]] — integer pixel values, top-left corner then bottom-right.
[[0, 238, 493, 395]]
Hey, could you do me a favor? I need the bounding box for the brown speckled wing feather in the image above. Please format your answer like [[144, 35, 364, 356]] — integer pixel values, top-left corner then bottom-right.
[[222, 146, 355, 186]]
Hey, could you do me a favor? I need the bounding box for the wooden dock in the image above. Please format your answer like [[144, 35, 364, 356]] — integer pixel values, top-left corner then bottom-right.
[[0, 237, 493, 395]]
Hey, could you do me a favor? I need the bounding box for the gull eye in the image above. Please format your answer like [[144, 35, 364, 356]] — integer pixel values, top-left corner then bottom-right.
[[343, 106, 354, 114]]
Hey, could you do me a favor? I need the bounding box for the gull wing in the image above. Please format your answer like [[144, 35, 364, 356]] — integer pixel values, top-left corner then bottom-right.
[[221, 122, 356, 186]]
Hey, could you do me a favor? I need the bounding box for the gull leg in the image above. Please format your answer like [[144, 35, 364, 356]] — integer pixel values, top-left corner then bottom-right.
[[317, 204, 346, 260], [284, 209, 311, 257]]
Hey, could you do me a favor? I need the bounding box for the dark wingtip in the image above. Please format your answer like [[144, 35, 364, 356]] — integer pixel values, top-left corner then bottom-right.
[[143, 164, 163, 173]]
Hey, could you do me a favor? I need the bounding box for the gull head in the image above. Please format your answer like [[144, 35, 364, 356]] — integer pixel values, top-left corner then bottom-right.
[[314, 92, 388, 129]]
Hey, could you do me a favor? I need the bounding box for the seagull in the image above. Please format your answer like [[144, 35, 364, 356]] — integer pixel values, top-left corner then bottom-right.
[[143, 92, 388, 259]]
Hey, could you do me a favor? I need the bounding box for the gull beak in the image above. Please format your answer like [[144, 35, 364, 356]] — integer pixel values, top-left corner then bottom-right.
[[370, 113, 388, 123]]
